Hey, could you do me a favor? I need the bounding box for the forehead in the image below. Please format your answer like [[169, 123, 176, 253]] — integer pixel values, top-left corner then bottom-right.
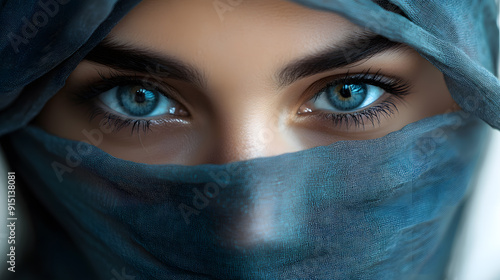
[[104, 0, 370, 95], [108, 0, 362, 60]]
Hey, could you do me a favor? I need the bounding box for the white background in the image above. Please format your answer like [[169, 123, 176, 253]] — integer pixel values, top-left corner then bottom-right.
[[448, 3, 500, 279]]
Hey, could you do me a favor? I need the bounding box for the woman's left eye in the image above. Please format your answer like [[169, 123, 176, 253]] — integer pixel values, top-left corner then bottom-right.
[[98, 85, 187, 118], [305, 82, 385, 113]]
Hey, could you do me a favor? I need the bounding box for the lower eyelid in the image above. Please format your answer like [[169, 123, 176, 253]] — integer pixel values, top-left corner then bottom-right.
[[300, 95, 402, 130], [86, 104, 191, 134]]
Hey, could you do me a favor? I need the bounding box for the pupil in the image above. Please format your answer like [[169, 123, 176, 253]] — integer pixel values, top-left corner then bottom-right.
[[135, 90, 146, 103], [326, 83, 368, 111], [339, 85, 352, 98]]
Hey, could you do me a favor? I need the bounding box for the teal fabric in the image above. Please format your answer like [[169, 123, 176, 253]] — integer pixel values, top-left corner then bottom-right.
[[0, 0, 141, 135], [5, 113, 489, 279], [0, 0, 498, 279]]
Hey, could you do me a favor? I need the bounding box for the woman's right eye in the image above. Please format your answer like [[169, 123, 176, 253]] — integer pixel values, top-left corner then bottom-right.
[[97, 85, 189, 118]]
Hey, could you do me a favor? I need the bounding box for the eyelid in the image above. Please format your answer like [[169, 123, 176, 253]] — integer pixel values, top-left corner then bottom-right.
[[73, 70, 188, 108]]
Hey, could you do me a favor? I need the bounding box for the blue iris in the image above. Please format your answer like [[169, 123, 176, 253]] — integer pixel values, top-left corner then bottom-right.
[[325, 84, 367, 111], [117, 86, 160, 117]]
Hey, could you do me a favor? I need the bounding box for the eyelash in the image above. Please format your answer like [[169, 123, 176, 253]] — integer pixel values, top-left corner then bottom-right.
[[73, 69, 411, 134], [309, 70, 411, 129]]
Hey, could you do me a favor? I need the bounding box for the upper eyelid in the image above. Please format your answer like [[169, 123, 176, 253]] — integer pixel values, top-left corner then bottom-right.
[[77, 71, 185, 103], [306, 70, 411, 99]]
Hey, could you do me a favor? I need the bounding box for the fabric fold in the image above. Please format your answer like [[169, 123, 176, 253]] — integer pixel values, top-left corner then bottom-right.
[[5, 112, 489, 279]]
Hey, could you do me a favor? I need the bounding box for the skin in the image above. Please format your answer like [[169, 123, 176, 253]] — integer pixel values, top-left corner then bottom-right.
[[36, 0, 457, 165]]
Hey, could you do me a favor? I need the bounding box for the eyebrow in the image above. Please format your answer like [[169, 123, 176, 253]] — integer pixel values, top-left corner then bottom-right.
[[275, 32, 404, 88], [84, 38, 207, 88], [84, 32, 403, 90]]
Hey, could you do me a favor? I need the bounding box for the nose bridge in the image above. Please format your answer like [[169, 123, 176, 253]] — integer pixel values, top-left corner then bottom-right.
[[206, 107, 299, 164]]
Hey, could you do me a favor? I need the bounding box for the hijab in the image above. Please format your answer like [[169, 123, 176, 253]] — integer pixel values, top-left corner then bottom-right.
[[1, 0, 498, 279]]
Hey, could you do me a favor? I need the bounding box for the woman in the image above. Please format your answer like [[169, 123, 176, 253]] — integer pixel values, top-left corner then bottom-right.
[[0, 0, 498, 279]]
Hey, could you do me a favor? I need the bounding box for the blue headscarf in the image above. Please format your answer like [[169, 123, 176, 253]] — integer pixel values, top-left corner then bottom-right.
[[1, 1, 498, 279]]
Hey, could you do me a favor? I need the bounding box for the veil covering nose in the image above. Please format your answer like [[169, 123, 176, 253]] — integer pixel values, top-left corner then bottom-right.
[[0, 1, 498, 280]]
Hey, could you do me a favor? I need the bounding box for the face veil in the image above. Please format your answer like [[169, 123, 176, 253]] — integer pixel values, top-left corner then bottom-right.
[[0, 0, 499, 279]]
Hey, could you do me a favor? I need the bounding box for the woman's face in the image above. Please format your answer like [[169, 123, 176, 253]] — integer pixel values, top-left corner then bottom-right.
[[36, 0, 456, 165]]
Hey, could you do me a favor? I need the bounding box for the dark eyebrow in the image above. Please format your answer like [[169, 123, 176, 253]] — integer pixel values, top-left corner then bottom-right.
[[84, 38, 207, 88], [276, 32, 404, 88], [86, 33, 403, 90]]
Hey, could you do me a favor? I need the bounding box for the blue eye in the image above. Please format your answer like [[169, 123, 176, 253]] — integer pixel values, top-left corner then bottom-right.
[[311, 83, 385, 112], [98, 85, 185, 117]]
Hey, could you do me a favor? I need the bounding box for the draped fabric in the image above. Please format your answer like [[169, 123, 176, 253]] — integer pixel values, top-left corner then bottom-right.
[[0, 0, 141, 135], [0, 0, 498, 279], [4, 114, 489, 279]]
